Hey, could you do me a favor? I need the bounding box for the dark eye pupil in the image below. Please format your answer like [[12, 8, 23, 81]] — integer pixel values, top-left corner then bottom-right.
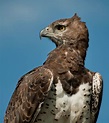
[[58, 26, 63, 30], [56, 25, 64, 30]]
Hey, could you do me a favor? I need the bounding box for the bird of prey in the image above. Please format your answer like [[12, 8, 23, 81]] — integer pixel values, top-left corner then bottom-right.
[[4, 14, 103, 123]]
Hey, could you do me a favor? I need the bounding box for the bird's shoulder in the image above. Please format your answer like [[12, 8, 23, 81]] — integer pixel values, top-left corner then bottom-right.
[[4, 66, 53, 123]]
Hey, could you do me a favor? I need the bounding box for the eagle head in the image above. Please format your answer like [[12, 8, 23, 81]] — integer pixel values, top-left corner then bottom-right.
[[40, 13, 89, 47]]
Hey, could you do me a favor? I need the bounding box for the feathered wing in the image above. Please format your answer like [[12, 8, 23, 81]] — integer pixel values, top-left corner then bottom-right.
[[91, 72, 103, 123], [4, 67, 53, 123]]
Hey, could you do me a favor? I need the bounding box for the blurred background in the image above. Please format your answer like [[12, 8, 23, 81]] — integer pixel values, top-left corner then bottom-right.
[[0, 0, 109, 122]]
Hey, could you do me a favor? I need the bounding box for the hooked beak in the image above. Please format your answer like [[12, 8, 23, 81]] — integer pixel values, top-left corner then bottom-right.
[[40, 27, 63, 47], [40, 27, 54, 39]]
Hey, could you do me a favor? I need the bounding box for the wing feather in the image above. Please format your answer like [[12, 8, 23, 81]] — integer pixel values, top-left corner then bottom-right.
[[4, 67, 53, 123], [91, 72, 103, 123]]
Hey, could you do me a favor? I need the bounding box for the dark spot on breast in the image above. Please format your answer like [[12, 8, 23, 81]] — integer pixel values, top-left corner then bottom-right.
[[88, 89, 91, 92], [43, 112, 46, 114], [38, 119, 42, 121], [51, 100, 54, 103], [86, 101, 89, 103], [87, 94, 90, 97], [55, 107, 58, 109], [75, 111, 77, 113], [68, 114, 70, 117], [54, 93, 57, 96], [83, 88, 85, 91], [54, 119, 58, 121], [54, 84, 56, 87], [87, 109, 90, 111], [80, 115, 83, 119], [51, 110, 55, 115], [83, 105, 86, 108], [46, 103, 49, 106]]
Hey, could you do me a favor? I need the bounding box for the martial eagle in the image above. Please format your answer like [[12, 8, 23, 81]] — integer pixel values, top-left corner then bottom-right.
[[4, 14, 103, 123]]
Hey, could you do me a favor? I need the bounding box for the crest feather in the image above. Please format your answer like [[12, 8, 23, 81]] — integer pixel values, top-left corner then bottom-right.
[[71, 13, 81, 21]]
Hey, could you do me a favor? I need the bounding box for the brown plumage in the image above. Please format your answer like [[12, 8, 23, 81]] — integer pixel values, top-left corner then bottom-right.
[[4, 14, 103, 123]]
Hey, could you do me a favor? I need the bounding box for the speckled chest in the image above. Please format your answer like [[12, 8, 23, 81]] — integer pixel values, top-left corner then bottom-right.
[[35, 79, 92, 123]]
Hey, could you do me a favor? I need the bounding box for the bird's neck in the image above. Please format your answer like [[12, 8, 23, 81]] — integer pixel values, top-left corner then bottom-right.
[[68, 38, 89, 61], [44, 40, 88, 72]]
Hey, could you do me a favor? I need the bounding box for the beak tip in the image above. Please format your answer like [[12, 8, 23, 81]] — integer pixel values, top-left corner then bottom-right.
[[39, 29, 45, 39]]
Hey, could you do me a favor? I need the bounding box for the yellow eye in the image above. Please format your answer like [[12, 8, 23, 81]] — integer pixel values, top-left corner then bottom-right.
[[55, 25, 66, 31]]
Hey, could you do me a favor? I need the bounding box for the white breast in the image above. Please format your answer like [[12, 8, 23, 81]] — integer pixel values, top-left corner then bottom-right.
[[55, 79, 92, 123], [35, 79, 91, 123]]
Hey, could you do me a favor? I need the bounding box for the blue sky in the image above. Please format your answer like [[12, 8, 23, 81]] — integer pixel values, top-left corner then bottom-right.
[[0, 0, 109, 122]]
